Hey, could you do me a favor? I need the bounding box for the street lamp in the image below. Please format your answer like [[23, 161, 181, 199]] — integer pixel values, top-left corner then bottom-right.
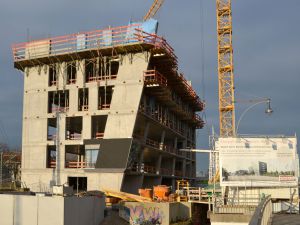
[[235, 98, 273, 136]]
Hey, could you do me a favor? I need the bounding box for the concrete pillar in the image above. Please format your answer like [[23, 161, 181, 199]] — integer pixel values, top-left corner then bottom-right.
[[182, 159, 186, 177], [89, 86, 98, 111], [155, 155, 162, 175], [159, 131, 165, 150], [139, 146, 144, 164], [69, 88, 78, 113], [174, 137, 178, 149], [171, 179, 176, 192], [172, 157, 176, 176], [82, 116, 91, 139], [58, 62, 66, 90], [77, 60, 85, 87]]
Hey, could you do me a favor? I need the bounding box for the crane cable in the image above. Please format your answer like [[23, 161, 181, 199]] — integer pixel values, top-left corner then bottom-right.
[[200, 0, 207, 125]]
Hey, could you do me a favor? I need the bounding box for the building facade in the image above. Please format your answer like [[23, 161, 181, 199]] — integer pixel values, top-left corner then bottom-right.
[[13, 23, 204, 193]]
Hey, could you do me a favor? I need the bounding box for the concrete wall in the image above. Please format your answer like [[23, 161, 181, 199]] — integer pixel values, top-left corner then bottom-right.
[[21, 169, 124, 192], [210, 213, 251, 225], [121, 202, 192, 225], [0, 194, 105, 225]]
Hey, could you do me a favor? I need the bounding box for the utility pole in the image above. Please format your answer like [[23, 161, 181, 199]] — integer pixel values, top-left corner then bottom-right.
[[55, 111, 61, 186]]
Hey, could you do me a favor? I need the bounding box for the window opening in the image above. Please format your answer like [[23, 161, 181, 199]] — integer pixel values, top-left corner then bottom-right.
[[67, 62, 77, 84], [78, 88, 89, 111], [48, 90, 69, 113], [98, 86, 114, 110]]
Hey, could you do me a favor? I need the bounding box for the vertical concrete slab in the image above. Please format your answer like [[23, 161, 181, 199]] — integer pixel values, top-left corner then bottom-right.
[[0, 195, 14, 225], [69, 87, 78, 113], [14, 195, 38, 225], [38, 196, 64, 225], [82, 116, 91, 139], [89, 86, 98, 112]]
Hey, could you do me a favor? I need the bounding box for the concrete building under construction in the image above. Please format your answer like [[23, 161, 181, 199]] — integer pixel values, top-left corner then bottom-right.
[[12, 20, 204, 193]]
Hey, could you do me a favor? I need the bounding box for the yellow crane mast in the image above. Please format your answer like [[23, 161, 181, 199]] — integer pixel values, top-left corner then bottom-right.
[[216, 0, 236, 137], [144, 0, 165, 21]]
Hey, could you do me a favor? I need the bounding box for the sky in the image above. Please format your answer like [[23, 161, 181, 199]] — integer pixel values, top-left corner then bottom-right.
[[0, 0, 299, 172]]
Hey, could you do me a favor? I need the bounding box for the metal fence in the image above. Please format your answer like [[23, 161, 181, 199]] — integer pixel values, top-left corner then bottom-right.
[[249, 195, 273, 225]]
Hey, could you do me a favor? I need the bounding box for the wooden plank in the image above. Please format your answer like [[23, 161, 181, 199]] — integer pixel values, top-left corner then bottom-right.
[[103, 189, 153, 203]]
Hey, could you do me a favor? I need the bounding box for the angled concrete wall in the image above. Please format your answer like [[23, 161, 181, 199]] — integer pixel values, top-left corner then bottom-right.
[[0, 194, 105, 225]]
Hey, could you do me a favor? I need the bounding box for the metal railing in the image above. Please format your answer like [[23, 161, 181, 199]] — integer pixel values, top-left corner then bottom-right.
[[12, 25, 177, 64], [249, 196, 272, 225]]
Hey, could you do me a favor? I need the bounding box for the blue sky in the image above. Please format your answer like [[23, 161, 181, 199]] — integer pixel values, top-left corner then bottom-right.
[[0, 0, 299, 172]]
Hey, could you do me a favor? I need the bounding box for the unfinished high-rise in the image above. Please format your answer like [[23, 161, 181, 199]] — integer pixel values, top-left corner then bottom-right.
[[12, 20, 204, 193]]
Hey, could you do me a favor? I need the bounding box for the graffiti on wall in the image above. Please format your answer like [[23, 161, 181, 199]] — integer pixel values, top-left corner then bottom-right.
[[127, 205, 164, 225]]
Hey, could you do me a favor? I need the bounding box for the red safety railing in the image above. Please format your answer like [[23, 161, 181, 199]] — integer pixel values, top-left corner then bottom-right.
[[49, 161, 56, 168], [12, 25, 177, 66], [95, 132, 104, 139], [143, 70, 167, 86], [66, 133, 82, 140], [66, 161, 86, 168], [50, 161, 93, 169], [51, 106, 69, 113], [80, 105, 89, 111], [143, 70, 204, 113], [98, 104, 110, 110], [88, 75, 117, 83], [67, 79, 77, 84]]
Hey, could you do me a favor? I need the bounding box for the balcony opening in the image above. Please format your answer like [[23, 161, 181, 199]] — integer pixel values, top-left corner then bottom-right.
[[78, 88, 89, 111], [46, 146, 56, 168], [98, 86, 114, 110], [47, 118, 57, 141], [67, 61, 77, 84], [92, 115, 107, 139], [48, 90, 69, 113], [48, 65, 57, 86], [68, 177, 87, 192], [66, 117, 82, 140], [65, 145, 85, 168]]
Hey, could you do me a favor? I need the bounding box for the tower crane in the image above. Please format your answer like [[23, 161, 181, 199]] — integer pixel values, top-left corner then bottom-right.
[[216, 0, 235, 137], [144, 0, 165, 21]]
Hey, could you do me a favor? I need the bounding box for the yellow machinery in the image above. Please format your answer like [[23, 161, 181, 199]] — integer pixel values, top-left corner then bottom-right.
[[144, 0, 165, 21], [216, 0, 236, 137], [176, 180, 189, 202]]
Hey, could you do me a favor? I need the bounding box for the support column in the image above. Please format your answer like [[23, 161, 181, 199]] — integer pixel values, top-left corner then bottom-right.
[[82, 116, 91, 139], [69, 88, 78, 113], [174, 137, 178, 149], [156, 155, 162, 175], [182, 159, 186, 177], [143, 122, 150, 141], [159, 130, 165, 150], [172, 157, 176, 176], [89, 86, 98, 112]]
